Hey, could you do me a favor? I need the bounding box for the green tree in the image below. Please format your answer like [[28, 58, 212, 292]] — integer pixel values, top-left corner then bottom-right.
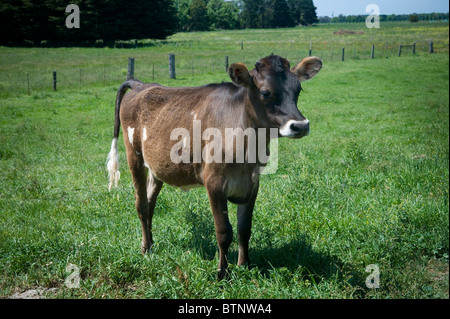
[[174, 0, 192, 31], [188, 0, 210, 31], [240, 0, 263, 28], [287, 0, 317, 25], [1, 0, 178, 46], [409, 13, 419, 23], [207, 0, 240, 30], [0, 0, 54, 45], [271, 0, 294, 27], [298, 0, 318, 25]]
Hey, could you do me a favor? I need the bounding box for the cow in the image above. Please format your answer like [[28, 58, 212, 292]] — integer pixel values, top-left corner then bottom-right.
[[106, 54, 322, 279]]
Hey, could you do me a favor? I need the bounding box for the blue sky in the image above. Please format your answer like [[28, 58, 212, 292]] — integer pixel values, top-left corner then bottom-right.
[[313, 0, 449, 17]]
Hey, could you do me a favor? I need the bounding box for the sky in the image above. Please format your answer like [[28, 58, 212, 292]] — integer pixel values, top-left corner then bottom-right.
[[313, 0, 450, 17]]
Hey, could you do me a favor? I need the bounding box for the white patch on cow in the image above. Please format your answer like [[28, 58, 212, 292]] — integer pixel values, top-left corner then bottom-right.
[[279, 119, 309, 137], [142, 127, 147, 142], [127, 127, 135, 146], [106, 137, 120, 191], [144, 162, 151, 170]]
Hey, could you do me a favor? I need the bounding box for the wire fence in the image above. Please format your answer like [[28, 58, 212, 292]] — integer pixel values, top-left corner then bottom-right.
[[1, 38, 448, 96]]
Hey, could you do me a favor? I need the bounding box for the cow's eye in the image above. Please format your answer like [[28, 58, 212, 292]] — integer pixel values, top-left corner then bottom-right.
[[261, 90, 271, 98]]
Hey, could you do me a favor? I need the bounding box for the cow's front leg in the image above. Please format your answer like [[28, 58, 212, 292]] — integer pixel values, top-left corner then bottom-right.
[[206, 180, 232, 280], [237, 181, 259, 267]]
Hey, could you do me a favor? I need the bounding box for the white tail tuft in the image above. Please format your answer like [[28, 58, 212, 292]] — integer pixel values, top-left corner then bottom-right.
[[106, 138, 120, 191]]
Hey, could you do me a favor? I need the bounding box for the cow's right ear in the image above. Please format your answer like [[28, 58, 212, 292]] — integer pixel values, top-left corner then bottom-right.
[[228, 63, 253, 88]]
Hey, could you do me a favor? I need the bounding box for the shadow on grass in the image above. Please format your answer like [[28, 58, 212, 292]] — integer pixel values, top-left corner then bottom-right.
[[184, 208, 366, 293], [248, 236, 346, 281]]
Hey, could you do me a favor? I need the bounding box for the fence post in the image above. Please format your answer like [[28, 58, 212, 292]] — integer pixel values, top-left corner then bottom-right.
[[371, 45, 375, 59], [225, 56, 229, 72], [152, 63, 155, 81], [398, 45, 402, 57], [309, 41, 312, 57], [127, 57, 135, 80], [412, 42, 416, 55], [52, 71, 57, 91], [341, 48, 345, 61], [241, 41, 243, 50], [169, 53, 176, 79], [429, 41, 434, 53]]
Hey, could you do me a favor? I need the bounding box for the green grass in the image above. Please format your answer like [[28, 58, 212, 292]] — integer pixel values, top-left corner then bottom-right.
[[0, 22, 449, 299]]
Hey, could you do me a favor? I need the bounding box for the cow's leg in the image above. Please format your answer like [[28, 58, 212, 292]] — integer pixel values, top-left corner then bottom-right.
[[206, 180, 232, 280], [124, 143, 152, 254], [237, 181, 259, 267], [145, 172, 163, 252]]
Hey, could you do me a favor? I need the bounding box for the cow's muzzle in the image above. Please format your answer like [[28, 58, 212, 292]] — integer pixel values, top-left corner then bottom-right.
[[279, 119, 310, 138]]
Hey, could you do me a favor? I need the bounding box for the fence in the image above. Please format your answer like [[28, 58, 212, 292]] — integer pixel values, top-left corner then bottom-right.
[[1, 38, 448, 96]]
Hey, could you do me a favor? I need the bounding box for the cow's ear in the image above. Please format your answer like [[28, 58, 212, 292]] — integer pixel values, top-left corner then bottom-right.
[[291, 57, 322, 82], [228, 63, 253, 88]]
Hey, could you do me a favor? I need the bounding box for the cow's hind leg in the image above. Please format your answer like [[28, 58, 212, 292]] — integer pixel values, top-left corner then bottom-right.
[[146, 172, 163, 252], [125, 147, 154, 254]]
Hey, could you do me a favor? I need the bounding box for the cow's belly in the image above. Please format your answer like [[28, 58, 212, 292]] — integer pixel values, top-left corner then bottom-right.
[[142, 137, 203, 187]]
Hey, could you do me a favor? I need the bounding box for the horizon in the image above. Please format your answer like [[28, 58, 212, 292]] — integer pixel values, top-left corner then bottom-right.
[[313, 0, 449, 17]]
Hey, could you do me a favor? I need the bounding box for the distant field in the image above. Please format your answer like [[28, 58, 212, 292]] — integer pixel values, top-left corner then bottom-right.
[[0, 21, 448, 96], [0, 22, 448, 299]]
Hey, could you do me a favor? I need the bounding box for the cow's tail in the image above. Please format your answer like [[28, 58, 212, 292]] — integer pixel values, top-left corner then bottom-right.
[[106, 79, 143, 191]]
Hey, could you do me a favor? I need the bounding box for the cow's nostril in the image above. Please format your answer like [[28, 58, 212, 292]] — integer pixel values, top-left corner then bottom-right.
[[290, 123, 300, 132]]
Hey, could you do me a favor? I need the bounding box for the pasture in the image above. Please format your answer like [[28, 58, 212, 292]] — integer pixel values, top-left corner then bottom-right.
[[0, 21, 449, 299]]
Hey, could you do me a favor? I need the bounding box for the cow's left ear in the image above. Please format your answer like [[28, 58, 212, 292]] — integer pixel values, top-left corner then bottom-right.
[[291, 57, 322, 82], [228, 63, 253, 88]]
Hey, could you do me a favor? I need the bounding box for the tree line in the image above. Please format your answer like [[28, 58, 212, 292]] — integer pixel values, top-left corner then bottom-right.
[[0, 0, 178, 46], [177, 0, 318, 31], [319, 12, 449, 24], [0, 0, 318, 46]]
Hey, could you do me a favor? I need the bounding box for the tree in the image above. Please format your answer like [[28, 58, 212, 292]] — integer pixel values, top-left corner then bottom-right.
[[298, 0, 318, 25], [240, 0, 263, 28], [1, 0, 178, 46], [409, 13, 419, 23], [271, 0, 294, 27], [188, 0, 210, 31], [286, 0, 318, 26], [174, 0, 192, 31], [207, 0, 240, 30]]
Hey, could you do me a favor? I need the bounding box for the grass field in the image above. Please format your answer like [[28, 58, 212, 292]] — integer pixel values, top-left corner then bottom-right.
[[0, 22, 449, 299], [0, 21, 448, 96]]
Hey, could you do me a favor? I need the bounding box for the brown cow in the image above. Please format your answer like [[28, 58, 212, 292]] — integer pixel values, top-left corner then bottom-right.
[[107, 54, 322, 279]]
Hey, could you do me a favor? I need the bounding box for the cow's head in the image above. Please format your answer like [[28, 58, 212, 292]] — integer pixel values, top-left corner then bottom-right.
[[228, 55, 322, 138]]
